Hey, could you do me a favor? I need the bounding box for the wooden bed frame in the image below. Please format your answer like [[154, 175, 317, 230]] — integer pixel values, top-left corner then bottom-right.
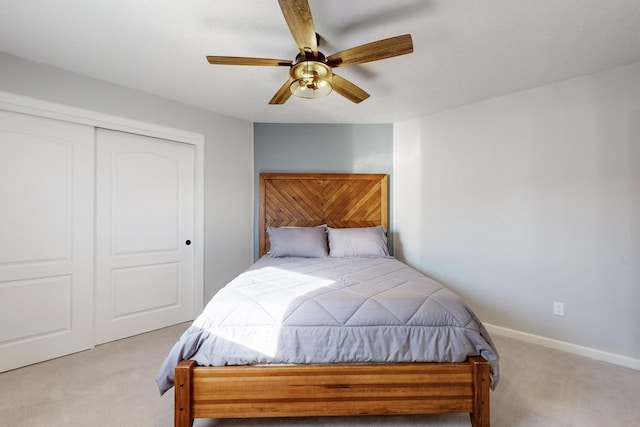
[[174, 173, 491, 427]]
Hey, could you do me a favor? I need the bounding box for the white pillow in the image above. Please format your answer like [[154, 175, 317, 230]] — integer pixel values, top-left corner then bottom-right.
[[267, 225, 328, 257], [327, 226, 389, 258]]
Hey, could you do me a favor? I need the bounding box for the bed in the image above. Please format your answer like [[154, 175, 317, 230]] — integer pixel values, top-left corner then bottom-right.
[[157, 173, 498, 427]]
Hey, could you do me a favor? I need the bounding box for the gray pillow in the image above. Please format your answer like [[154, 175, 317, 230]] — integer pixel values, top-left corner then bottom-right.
[[327, 226, 390, 258], [267, 225, 328, 257]]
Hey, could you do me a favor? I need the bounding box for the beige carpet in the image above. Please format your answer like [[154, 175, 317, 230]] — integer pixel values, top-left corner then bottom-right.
[[1, 323, 639, 427]]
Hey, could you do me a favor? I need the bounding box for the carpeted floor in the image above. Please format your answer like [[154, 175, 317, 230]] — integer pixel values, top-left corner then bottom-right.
[[1, 323, 639, 427]]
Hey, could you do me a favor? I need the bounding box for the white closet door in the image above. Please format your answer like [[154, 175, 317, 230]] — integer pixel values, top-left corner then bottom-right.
[[95, 129, 194, 344], [0, 110, 94, 372]]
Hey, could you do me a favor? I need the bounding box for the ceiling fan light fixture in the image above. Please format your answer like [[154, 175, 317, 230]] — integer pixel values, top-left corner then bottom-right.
[[289, 60, 333, 99]]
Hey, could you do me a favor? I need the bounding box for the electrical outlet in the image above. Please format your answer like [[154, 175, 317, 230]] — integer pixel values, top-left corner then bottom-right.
[[553, 301, 565, 316]]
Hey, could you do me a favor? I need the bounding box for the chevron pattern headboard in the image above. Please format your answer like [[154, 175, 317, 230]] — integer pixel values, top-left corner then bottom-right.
[[259, 173, 388, 257]]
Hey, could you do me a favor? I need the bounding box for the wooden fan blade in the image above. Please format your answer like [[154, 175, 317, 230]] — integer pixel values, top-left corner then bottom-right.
[[269, 80, 293, 104], [326, 34, 413, 68], [332, 74, 370, 104], [278, 0, 318, 55], [207, 56, 292, 66]]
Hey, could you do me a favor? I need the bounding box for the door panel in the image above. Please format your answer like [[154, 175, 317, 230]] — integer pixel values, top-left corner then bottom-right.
[[112, 263, 180, 317], [0, 110, 94, 372], [95, 129, 194, 344], [0, 276, 71, 342], [0, 135, 69, 263], [112, 151, 180, 254]]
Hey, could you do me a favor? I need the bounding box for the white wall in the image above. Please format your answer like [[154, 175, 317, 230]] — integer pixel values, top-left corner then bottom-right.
[[394, 61, 640, 362], [0, 52, 255, 302]]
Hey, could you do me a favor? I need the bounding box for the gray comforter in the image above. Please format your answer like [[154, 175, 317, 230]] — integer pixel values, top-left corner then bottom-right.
[[157, 256, 499, 394]]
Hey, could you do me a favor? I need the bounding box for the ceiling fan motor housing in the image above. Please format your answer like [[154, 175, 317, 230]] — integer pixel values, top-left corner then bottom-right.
[[289, 51, 333, 98]]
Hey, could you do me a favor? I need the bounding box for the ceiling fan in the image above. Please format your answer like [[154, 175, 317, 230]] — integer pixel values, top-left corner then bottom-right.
[[206, 0, 414, 104]]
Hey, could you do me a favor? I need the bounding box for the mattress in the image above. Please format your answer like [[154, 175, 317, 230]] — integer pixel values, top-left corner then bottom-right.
[[156, 256, 499, 394]]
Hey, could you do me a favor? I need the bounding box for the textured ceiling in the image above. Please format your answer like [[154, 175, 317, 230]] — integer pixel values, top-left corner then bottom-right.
[[1, 0, 640, 123]]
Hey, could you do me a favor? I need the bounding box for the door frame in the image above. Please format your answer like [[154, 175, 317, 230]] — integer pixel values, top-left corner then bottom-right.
[[0, 90, 205, 314]]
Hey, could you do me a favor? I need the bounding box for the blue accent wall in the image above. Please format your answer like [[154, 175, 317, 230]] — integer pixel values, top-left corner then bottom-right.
[[254, 122, 393, 259]]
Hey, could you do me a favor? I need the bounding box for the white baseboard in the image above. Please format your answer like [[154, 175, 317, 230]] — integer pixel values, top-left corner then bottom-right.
[[485, 323, 640, 371]]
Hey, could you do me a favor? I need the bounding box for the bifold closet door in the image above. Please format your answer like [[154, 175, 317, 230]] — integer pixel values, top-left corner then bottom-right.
[[95, 129, 195, 344], [0, 110, 94, 372]]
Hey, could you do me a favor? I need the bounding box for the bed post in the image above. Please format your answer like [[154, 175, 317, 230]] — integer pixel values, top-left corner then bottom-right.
[[468, 356, 491, 427], [175, 360, 196, 427]]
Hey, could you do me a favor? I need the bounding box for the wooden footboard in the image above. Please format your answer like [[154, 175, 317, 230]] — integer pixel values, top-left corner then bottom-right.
[[175, 357, 490, 427]]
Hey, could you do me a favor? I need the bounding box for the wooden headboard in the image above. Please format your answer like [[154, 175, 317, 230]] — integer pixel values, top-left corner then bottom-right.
[[258, 173, 388, 257]]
